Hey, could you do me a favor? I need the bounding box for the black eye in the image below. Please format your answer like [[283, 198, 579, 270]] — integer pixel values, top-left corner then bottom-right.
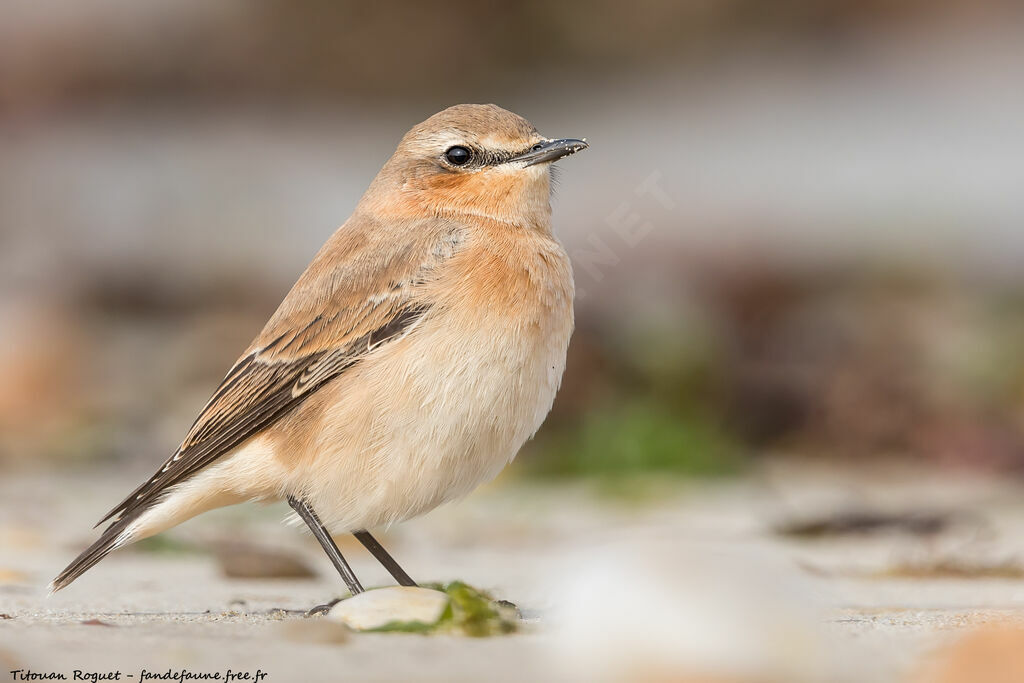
[[444, 146, 472, 166]]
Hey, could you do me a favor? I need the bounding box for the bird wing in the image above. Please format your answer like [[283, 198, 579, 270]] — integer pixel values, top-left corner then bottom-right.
[[97, 215, 464, 526]]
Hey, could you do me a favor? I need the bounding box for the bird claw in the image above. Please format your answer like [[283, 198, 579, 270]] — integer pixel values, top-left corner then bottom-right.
[[304, 598, 342, 617]]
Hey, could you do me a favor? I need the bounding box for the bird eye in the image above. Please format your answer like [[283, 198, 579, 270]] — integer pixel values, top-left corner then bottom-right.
[[444, 146, 472, 166]]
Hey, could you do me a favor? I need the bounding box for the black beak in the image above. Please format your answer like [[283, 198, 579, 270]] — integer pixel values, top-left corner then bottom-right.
[[509, 138, 589, 166]]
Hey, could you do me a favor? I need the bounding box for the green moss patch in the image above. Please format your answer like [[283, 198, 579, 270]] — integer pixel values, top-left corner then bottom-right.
[[367, 582, 519, 637]]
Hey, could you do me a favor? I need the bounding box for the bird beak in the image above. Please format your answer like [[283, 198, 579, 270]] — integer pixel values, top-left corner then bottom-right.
[[509, 138, 589, 166]]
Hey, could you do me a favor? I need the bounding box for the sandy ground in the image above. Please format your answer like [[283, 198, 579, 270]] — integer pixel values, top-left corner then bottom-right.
[[3, 463, 1024, 682]]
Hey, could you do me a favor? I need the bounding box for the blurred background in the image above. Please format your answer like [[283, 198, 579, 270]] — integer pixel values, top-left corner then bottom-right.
[[3, 1, 1024, 681], [3, 0, 1024, 479]]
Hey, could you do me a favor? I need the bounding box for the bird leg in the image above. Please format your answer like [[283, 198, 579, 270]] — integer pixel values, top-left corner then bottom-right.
[[287, 495, 364, 615], [354, 530, 418, 587]]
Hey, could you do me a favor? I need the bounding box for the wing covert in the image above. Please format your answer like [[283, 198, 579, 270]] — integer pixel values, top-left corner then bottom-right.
[[97, 216, 462, 527]]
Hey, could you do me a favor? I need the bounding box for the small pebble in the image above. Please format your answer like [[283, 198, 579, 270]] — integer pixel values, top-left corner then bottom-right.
[[327, 587, 449, 631], [216, 543, 316, 579]]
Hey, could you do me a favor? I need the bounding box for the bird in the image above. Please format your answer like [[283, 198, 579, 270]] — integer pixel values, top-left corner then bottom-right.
[[50, 103, 587, 609]]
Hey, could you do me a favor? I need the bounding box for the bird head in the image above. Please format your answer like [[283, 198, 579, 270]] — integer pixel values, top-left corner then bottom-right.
[[361, 104, 588, 230]]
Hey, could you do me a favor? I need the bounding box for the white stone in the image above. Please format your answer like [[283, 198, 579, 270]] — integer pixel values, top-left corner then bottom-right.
[[326, 587, 449, 631]]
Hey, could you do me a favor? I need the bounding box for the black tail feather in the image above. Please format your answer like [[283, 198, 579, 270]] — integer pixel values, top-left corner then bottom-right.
[[50, 512, 140, 593]]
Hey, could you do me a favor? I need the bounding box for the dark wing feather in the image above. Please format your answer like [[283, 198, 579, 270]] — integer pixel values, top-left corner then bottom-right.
[[97, 305, 427, 527]]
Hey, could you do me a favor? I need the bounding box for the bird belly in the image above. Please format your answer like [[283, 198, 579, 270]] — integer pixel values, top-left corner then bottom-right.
[[286, 292, 573, 533]]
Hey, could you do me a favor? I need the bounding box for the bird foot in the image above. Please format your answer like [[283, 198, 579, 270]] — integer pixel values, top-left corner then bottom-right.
[[304, 598, 343, 617]]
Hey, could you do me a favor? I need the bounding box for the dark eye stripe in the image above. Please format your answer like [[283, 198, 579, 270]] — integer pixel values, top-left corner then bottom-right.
[[442, 144, 538, 168]]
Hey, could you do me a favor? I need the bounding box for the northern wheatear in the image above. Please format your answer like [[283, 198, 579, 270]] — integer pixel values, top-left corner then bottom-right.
[[52, 104, 587, 607]]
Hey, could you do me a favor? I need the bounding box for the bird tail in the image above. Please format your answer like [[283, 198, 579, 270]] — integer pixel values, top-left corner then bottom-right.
[[49, 512, 141, 593]]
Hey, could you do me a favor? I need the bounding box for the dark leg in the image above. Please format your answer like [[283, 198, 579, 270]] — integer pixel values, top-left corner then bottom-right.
[[288, 496, 363, 615], [354, 530, 418, 587]]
